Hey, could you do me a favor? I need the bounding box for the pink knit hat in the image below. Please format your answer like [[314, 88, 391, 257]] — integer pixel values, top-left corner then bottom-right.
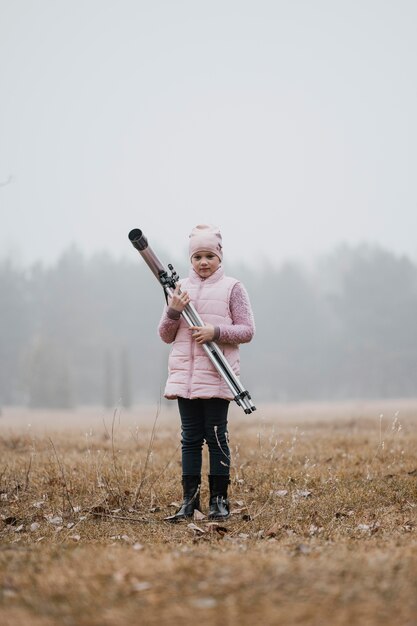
[[189, 224, 223, 261]]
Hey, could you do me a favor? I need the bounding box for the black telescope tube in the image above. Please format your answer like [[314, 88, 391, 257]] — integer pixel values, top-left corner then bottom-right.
[[128, 228, 166, 282], [128, 229, 148, 251]]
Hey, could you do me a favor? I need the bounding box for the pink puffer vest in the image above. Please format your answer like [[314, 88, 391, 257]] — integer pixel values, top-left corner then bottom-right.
[[164, 267, 240, 400]]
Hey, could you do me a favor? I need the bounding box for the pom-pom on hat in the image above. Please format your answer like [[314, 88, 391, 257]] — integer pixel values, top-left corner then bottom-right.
[[189, 224, 223, 261]]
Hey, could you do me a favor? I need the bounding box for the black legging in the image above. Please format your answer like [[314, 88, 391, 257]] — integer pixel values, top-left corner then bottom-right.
[[177, 397, 230, 476]]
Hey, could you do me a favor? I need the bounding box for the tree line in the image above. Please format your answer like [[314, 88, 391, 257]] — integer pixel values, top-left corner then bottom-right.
[[1, 243, 416, 408]]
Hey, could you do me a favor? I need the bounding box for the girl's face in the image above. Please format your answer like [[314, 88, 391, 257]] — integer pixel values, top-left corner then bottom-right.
[[191, 250, 221, 278]]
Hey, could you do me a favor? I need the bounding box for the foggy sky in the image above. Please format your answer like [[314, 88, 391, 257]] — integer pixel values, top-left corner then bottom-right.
[[1, 0, 416, 268]]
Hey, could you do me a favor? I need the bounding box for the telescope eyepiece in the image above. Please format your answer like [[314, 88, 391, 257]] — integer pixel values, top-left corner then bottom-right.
[[128, 229, 148, 251]]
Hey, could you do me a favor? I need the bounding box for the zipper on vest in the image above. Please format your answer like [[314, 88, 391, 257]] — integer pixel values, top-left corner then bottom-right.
[[187, 278, 204, 396]]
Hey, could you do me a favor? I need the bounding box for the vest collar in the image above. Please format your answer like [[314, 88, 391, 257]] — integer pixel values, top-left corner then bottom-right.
[[188, 266, 224, 285]]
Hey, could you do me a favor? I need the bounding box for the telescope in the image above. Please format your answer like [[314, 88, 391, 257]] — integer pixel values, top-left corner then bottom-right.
[[128, 228, 256, 414]]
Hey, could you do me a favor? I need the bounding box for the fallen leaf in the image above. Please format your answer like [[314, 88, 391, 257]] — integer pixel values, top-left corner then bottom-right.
[[187, 523, 206, 534], [193, 509, 206, 521], [294, 490, 312, 498], [190, 597, 218, 609], [110, 534, 132, 543], [265, 522, 280, 538], [46, 515, 63, 525], [229, 507, 247, 515], [90, 505, 107, 517], [132, 581, 152, 592], [206, 523, 228, 536]]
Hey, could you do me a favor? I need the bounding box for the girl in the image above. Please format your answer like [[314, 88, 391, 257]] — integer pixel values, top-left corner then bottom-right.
[[158, 224, 255, 521]]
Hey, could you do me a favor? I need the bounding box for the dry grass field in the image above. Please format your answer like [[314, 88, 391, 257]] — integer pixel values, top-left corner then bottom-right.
[[1, 399, 416, 626]]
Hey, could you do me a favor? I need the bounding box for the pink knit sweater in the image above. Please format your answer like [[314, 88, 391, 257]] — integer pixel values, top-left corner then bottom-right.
[[158, 278, 255, 345]]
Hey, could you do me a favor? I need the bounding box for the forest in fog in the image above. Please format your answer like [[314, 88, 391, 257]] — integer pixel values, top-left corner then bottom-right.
[[1, 243, 416, 408]]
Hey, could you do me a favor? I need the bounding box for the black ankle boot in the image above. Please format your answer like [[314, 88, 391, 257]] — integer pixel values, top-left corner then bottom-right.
[[208, 475, 230, 520], [165, 475, 201, 522]]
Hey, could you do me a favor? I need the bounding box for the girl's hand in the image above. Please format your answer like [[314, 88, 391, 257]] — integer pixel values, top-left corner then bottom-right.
[[189, 324, 215, 344], [169, 284, 190, 312]]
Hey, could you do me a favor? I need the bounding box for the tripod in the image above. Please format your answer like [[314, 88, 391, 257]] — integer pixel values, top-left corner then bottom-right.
[[128, 228, 256, 414]]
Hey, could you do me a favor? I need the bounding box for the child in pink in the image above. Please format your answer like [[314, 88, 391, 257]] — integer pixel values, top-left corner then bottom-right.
[[158, 225, 255, 521]]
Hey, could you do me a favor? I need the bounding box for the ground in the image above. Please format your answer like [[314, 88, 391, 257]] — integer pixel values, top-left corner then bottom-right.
[[0, 399, 416, 625]]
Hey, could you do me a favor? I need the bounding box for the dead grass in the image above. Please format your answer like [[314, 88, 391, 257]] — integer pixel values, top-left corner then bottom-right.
[[0, 401, 416, 625]]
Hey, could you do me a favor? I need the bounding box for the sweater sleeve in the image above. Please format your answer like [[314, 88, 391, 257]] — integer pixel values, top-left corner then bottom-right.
[[215, 282, 255, 345], [158, 306, 181, 344]]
